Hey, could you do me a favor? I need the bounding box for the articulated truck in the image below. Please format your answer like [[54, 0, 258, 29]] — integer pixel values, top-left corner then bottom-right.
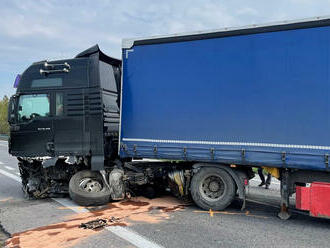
[[7, 16, 330, 220]]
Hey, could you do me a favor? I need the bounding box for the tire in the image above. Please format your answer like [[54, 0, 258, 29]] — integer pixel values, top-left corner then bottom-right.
[[190, 167, 236, 211], [69, 170, 111, 206]]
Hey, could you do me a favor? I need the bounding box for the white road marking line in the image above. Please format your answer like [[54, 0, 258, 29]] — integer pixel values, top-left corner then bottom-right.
[[0, 169, 21, 182], [106, 226, 164, 248], [53, 198, 89, 213], [0, 169, 164, 248], [0, 144, 7, 147], [4, 166, 15, 171], [0, 161, 3, 165]]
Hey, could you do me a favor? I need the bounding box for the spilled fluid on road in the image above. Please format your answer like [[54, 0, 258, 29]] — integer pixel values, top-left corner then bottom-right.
[[5, 196, 187, 248]]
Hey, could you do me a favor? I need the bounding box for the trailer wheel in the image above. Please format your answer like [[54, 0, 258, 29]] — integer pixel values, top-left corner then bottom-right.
[[69, 170, 111, 206], [190, 167, 235, 211]]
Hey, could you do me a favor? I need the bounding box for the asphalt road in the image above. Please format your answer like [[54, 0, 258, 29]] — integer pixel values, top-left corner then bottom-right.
[[0, 140, 329, 248]]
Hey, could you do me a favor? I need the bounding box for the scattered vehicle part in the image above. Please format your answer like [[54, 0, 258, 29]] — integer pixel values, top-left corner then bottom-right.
[[79, 216, 122, 230], [108, 216, 121, 223], [79, 219, 107, 230]]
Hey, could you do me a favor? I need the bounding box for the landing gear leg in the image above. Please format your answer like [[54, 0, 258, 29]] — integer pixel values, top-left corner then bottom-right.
[[278, 170, 291, 220]]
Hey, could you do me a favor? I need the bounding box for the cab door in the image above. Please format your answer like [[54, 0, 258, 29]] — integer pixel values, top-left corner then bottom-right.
[[52, 90, 86, 156], [10, 93, 54, 156]]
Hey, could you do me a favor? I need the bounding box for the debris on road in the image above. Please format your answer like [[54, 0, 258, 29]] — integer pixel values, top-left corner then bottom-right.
[[79, 219, 107, 230], [79, 217, 121, 230], [108, 216, 121, 223]]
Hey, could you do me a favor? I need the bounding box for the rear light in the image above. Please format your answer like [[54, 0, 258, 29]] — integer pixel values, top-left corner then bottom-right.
[[244, 179, 249, 186]]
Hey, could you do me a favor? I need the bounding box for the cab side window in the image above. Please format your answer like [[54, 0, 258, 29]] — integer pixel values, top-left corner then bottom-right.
[[56, 93, 64, 116]]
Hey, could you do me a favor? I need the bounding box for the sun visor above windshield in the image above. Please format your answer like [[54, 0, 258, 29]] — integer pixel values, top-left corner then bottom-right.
[[76, 44, 121, 67]]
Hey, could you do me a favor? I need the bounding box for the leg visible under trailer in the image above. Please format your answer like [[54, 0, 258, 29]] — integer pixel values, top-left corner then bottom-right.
[[278, 169, 291, 220]]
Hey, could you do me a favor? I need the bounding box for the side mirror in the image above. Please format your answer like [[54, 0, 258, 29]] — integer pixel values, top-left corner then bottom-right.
[[7, 96, 17, 124]]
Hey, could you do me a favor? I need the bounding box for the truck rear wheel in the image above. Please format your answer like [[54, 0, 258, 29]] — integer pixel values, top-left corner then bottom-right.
[[69, 170, 111, 206], [190, 167, 236, 211]]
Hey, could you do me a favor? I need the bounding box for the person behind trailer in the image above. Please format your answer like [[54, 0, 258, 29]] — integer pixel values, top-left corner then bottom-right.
[[258, 167, 271, 189]]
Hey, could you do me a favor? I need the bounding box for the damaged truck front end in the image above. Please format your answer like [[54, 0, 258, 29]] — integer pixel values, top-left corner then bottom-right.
[[8, 45, 122, 200], [8, 45, 183, 205]]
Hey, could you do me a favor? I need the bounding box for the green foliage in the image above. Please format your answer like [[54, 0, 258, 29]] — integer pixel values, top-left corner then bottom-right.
[[0, 96, 9, 135]]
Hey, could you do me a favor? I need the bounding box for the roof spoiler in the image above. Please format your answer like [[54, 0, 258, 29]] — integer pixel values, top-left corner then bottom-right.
[[76, 44, 121, 66]]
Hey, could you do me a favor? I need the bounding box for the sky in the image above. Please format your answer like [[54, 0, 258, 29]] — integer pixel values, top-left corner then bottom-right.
[[1, 0, 330, 98]]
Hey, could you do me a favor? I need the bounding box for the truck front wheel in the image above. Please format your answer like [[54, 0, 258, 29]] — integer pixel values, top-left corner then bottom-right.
[[69, 170, 111, 206], [190, 167, 236, 211]]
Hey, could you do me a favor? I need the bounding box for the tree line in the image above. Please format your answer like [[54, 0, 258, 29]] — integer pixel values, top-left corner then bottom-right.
[[0, 96, 9, 135]]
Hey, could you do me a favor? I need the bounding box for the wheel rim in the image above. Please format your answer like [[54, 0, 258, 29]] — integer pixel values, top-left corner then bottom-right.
[[199, 175, 226, 202], [79, 178, 103, 193]]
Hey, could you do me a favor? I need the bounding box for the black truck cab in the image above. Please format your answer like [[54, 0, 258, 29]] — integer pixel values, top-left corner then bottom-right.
[[8, 45, 121, 170]]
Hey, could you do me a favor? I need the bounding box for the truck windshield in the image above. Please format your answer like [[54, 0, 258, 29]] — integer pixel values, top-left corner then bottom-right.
[[18, 94, 50, 122]]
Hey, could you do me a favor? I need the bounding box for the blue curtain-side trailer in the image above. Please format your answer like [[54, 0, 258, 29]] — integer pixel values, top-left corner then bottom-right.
[[120, 17, 330, 219]]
